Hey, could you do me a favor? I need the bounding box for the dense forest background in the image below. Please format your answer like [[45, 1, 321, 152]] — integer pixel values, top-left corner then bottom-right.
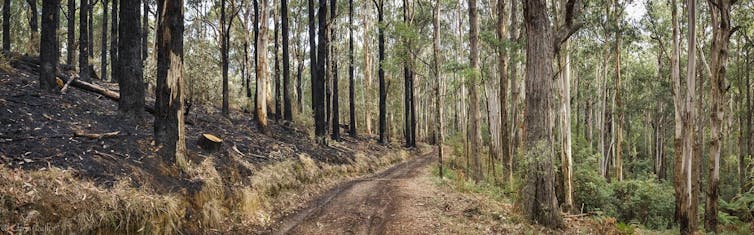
[[2, 0, 754, 233]]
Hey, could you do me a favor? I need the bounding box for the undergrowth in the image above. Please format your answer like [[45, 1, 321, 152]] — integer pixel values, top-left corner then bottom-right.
[[0, 165, 183, 234]]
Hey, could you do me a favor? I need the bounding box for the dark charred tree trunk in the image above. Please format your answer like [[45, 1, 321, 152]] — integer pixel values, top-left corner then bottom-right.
[[110, 0, 118, 82], [309, 0, 324, 139], [221, 0, 229, 117], [253, 0, 259, 112], [40, 0, 60, 93], [101, 0, 108, 81], [274, 9, 281, 121], [348, 0, 356, 137], [377, 0, 387, 144], [67, 0, 76, 65], [118, 0, 145, 119], [80, 0, 90, 81], [142, 0, 148, 61], [403, 0, 416, 148], [468, 0, 482, 183], [310, 0, 327, 141], [330, 0, 339, 141], [3, 0, 10, 51], [88, 0, 93, 58], [282, 0, 293, 121], [26, 0, 38, 49], [155, 0, 187, 169]]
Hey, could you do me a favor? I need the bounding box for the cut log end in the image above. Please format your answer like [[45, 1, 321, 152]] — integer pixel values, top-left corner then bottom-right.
[[198, 134, 223, 153]]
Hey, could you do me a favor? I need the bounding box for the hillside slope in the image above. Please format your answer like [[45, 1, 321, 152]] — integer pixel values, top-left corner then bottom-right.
[[0, 55, 413, 233]]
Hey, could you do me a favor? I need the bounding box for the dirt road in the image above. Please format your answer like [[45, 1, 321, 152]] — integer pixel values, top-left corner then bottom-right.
[[271, 150, 438, 235]]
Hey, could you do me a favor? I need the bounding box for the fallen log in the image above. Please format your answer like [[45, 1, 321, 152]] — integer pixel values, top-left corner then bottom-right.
[[59, 74, 76, 94], [10, 54, 155, 114], [198, 134, 222, 153], [74, 130, 120, 139]]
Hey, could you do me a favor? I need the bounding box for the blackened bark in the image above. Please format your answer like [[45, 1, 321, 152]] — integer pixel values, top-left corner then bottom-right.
[[3, 0, 10, 51], [282, 0, 293, 121], [101, 0, 108, 81], [253, 0, 259, 112], [348, 0, 356, 137], [142, 0, 148, 61], [274, 11, 281, 121], [221, 0, 229, 116], [155, 0, 187, 168], [111, 0, 119, 82], [80, 0, 90, 81], [118, 0, 145, 119], [27, 0, 38, 45], [88, 0, 93, 58], [313, 0, 327, 139], [330, 0, 339, 141], [67, 0, 76, 65], [308, 0, 319, 126], [377, 0, 386, 144], [40, 0, 60, 92]]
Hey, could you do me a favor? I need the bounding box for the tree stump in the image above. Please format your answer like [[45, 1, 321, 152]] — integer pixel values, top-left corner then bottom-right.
[[198, 134, 222, 153]]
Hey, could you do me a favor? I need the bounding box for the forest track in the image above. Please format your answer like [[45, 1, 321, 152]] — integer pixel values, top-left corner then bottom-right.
[[271, 149, 437, 235]]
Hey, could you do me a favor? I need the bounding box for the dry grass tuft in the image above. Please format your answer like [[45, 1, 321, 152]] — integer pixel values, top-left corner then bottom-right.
[[0, 165, 183, 233], [0, 54, 15, 74]]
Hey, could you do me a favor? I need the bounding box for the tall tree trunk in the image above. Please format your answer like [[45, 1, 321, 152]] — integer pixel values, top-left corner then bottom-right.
[[433, 0, 442, 178], [155, 0, 187, 169], [678, 0, 698, 232], [282, 0, 293, 121], [221, 0, 229, 116], [363, 2, 372, 135], [705, 0, 734, 231], [142, 0, 148, 61], [80, 0, 90, 81], [310, 0, 327, 141], [329, 0, 339, 141], [3, 0, 10, 51], [67, 0, 76, 65], [559, 43, 574, 211], [521, 0, 562, 228], [508, 0, 519, 185], [746, 45, 753, 192], [88, 0, 93, 59], [468, 0, 483, 183], [101, 0, 108, 82], [256, 0, 270, 134], [118, 0, 145, 119], [613, 0, 623, 181], [348, 0, 356, 137], [497, 0, 511, 189], [403, 0, 415, 147], [26, 0, 39, 53], [110, 0, 118, 82], [521, 0, 581, 227], [40, 0, 60, 93], [670, 0, 685, 225], [274, 0, 281, 121], [377, 0, 387, 144]]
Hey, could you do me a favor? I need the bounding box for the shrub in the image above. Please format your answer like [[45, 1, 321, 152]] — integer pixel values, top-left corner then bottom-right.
[[610, 178, 675, 229]]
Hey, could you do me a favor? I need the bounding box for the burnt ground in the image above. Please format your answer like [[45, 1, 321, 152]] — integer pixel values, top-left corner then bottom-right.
[[0, 58, 396, 194]]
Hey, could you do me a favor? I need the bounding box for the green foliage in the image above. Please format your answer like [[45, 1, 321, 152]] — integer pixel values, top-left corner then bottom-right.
[[572, 135, 674, 230], [611, 178, 675, 229]]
